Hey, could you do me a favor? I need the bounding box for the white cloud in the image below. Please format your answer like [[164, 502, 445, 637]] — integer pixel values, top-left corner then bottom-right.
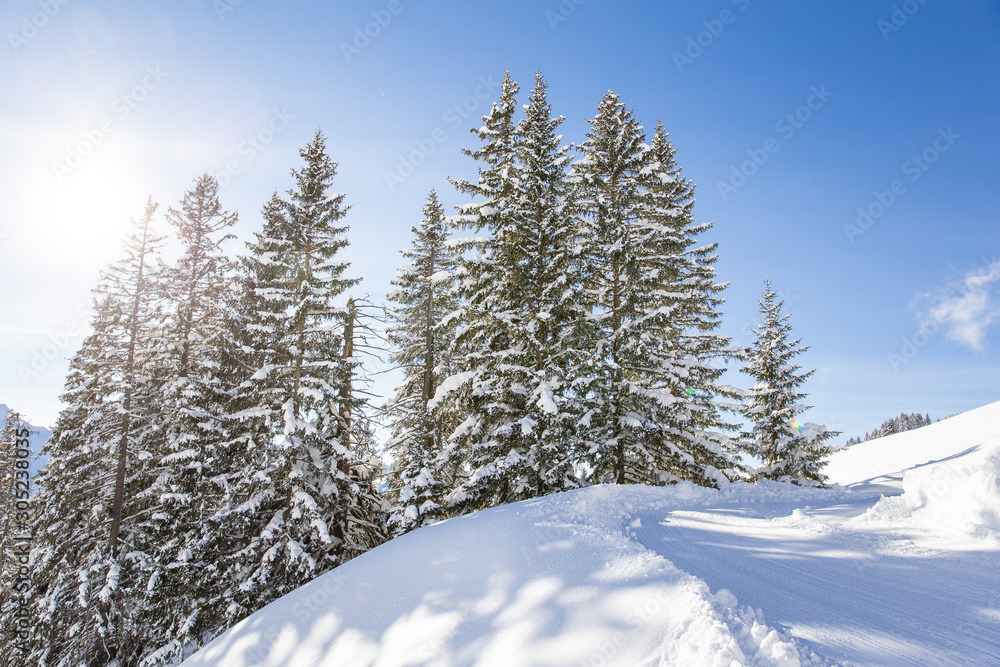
[[917, 258, 1000, 351]]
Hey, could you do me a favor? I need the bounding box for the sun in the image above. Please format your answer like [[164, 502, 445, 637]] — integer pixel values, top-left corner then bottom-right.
[[25, 144, 165, 275]]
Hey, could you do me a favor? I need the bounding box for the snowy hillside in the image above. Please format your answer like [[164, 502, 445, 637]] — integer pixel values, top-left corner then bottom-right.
[[824, 400, 1000, 489], [183, 402, 1000, 666]]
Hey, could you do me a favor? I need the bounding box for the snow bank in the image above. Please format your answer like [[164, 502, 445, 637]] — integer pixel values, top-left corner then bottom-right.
[[822, 399, 1000, 543], [853, 442, 1000, 543], [183, 483, 836, 666]]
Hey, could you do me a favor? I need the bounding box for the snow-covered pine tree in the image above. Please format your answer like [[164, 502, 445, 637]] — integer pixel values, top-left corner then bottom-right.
[[740, 280, 838, 485], [22, 199, 166, 666], [570, 91, 648, 485], [446, 72, 585, 512], [217, 131, 386, 625], [638, 120, 741, 484], [572, 94, 737, 488], [139, 174, 239, 663], [385, 190, 462, 535], [874, 412, 931, 438]]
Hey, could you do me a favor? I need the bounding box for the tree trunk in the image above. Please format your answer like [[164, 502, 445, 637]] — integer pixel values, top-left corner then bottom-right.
[[108, 203, 154, 556], [339, 298, 356, 456]]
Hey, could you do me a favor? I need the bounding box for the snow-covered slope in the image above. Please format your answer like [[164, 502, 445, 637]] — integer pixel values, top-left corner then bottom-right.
[[824, 400, 1000, 491], [184, 483, 835, 667], [184, 401, 1000, 666]]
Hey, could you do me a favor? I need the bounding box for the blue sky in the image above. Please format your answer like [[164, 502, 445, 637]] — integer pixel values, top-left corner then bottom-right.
[[1, 0, 998, 443]]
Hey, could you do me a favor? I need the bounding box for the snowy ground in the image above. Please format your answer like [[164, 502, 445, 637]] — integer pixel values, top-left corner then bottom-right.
[[182, 402, 1000, 666]]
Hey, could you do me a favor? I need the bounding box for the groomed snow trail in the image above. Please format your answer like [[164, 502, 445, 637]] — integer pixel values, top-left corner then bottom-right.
[[625, 404, 1000, 666], [630, 498, 1000, 666]]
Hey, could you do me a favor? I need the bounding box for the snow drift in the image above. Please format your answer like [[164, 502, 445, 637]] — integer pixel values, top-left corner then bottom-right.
[[852, 441, 1000, 542]]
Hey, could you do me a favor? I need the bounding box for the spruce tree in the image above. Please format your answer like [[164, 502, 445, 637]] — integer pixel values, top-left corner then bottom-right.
[[572, 94, 737, 488], [740, 281, 838, 485], [385, 190, 462, 535], [23, 200, 166, 666], [640, 120, 740, 484], [140, 175, 239, 663], [570, 91, 649, 485], [447, 72, 585, 512], [218, 131, 386, 625]]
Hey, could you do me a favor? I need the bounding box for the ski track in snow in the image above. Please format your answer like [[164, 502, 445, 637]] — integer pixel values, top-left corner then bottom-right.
[[629, 496, 1000, 666]]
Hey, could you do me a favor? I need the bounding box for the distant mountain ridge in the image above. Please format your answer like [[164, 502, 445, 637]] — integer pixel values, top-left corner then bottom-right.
[[1, 404, 50, 483]]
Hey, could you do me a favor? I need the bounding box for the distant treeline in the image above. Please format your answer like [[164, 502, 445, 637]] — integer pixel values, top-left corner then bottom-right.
[[846, 412, 933, 445]]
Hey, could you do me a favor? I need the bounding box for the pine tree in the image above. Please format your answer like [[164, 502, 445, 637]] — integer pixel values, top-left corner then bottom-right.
[[570, 91, 649, 485], [640, 120, 740, 484], [385, 190, 462, 535], [572, 94, 737, 488], [23, 199, 166, 666], [140, 175, 239, 663], [446, 72, 585, 512], [217, 131, 386, 625], [740, 281, 838, 485]]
